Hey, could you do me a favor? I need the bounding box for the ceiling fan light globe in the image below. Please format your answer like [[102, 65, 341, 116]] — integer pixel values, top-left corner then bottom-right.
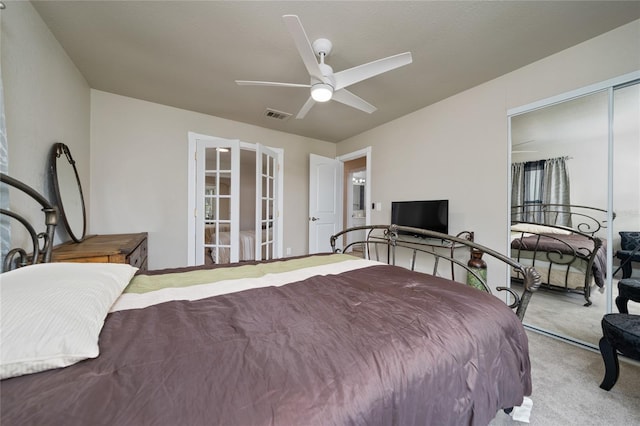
[[311, 83, 333, 102]]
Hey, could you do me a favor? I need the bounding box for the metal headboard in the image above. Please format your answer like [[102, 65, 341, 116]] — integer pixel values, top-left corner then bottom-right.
[[510, 203, 611, 236], [331, 224, 541, 322], [1, 173, 57, 271]]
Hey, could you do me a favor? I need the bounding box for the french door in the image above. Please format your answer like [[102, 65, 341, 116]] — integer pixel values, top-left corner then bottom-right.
[[187, 132, 282, 265], [195, 137, 240, 264], [256, 144, 278, 261]]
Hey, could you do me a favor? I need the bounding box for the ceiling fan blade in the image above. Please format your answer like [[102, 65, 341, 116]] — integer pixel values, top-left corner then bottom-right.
[[332, 89, 377, 114], [235, 80, 310, 88], [295, 96, 316, 119], [282, 15, 327, 83], [334, 52, 413, 90]]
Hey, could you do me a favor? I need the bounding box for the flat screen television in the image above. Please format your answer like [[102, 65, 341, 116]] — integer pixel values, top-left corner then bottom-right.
[[391, 200, 449, 236]]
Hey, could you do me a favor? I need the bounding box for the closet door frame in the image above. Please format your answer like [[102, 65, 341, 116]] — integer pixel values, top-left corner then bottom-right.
[[506, 70, 640, 347]]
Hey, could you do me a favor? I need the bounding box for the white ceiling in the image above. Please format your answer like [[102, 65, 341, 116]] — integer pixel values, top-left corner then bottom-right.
[[32, 1, 640, 143]]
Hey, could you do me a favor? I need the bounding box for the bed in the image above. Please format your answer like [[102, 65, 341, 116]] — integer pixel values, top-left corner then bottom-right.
[[1, 173, 540, 426], [510, 204, 609, 306], [205, 224, 272, 264]]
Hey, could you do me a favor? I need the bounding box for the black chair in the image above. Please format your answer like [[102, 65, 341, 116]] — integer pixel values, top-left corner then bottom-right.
[[615, 231, 640, 279], [599, 279, 640, 391], [616, 278, 640, 314]]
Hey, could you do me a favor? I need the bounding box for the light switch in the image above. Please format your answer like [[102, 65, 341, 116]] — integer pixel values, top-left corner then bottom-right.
[[375, 202, 382, 211]]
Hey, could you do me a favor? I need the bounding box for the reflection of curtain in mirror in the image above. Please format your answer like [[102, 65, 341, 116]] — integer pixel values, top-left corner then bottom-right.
[[511, 157, 571, 225], [543, 157, 572, 226], [512, 160, 544, 222]]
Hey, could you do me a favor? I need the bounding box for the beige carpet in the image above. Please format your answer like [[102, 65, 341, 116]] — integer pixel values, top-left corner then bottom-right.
[[515, 278, 640, 347], [490, 330, 640, 425]]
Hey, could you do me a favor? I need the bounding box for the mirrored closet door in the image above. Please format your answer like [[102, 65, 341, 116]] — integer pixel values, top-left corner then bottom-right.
[[508, 73, 640, 348], [612, 81, 640, 315]]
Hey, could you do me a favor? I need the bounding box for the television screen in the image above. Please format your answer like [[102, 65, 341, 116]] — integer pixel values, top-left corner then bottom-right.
[[391, 200, 449, 236]]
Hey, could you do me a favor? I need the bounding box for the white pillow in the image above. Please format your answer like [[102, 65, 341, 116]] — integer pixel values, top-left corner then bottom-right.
[[510, 223, 573, 235], [0, 262, 138, 379]]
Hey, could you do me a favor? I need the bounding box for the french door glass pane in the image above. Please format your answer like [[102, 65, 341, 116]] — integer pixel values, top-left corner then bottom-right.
[[204, 147, 234, 264], [219, 150, 231, 170], [258, 148, 277, 260]]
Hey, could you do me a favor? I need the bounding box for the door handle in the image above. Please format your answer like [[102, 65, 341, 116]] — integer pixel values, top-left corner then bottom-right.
[[309, 217, 319, 221]]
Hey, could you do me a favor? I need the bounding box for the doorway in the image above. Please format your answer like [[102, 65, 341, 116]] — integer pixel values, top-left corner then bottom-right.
[[187, 132, 284, 266], [344, 161, 366, 253], [307, 147, 371, 254], [338, 147, 372, 245]]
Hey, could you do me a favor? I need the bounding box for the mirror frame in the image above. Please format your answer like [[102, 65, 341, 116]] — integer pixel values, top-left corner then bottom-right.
[[50, 142, 86, 243]]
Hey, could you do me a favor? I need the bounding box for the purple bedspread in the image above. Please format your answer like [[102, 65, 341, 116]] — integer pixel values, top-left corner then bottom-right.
[[1, 263, 531, 426]]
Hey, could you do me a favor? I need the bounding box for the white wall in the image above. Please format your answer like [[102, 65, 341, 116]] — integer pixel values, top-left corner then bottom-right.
[[337, 20, 639, 274], [1, 1, 90, 243], [90, 91, 336, 269]]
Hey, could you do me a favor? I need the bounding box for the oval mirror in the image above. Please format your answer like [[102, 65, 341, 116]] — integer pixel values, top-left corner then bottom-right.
[[50, 142, 86, 242]]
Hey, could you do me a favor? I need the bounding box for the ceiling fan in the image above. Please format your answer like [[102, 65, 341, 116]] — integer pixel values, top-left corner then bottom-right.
[[235, 15, 413, 119]]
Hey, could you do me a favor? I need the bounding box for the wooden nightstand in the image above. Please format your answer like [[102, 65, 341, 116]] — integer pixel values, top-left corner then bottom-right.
[[51, 233, 148, 271]]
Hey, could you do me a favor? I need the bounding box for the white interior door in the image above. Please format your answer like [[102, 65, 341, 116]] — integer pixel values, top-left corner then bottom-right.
[[308, 154, 342, 253], [256, 144, 279, 260], [194, 136, 240, 265], [188, 133, 284, 266]]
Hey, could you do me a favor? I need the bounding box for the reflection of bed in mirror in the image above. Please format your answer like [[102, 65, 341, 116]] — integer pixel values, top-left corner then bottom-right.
[[510, 204, 609, 306], [205, 225, 272, 264]]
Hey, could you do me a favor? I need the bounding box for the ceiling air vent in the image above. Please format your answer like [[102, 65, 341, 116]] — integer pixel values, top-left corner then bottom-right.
[[264, 108, 292, 121]]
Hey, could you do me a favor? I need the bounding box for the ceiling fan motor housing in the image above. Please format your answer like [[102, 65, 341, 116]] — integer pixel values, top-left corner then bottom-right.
[[312, 38, 333, 57]]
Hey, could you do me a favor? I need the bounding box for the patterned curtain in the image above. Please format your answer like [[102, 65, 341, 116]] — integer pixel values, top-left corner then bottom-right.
[[511, 157, 571, 225], [542, 157, 572, 226], [0, 9, 10, 265]]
